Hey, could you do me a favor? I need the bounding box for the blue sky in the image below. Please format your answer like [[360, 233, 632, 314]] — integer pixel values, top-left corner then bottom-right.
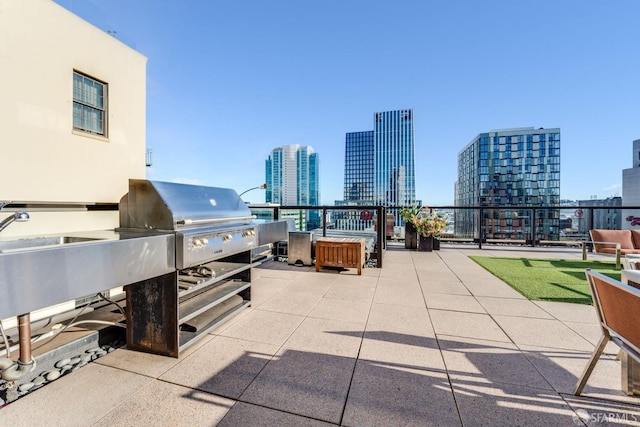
[[55, 0, 639, 206]]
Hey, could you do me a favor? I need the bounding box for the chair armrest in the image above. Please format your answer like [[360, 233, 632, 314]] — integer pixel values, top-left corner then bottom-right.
[[582, 241, 621, 269], [589, 240, 622, 250], [622, 270, 640, 288]]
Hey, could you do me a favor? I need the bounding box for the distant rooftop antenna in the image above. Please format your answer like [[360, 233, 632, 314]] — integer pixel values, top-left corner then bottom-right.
[[146, 149, 153, 167]]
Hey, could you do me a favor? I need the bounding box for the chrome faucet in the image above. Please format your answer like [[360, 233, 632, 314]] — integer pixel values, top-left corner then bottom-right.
[[0, 202, 30, 233]]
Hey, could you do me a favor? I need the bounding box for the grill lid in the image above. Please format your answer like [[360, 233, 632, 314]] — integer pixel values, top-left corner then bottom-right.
[[119, 179, 253, 231]]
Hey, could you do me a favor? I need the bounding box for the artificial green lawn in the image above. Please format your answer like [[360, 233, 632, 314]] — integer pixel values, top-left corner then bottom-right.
[[469, 257, 621, 305]]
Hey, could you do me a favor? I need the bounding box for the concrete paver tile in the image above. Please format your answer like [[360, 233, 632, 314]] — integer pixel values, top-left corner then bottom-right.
[[307, 297, 371, 325], [342, 358, 461, 427], [563, 395, 640, 425], [366, 302, 435, 336], [519, 344, 640, 404], [533, 300, 599, 324], [256, 292, 322, 316], [159, 335, 279, 399], [438, 335, 553, 390], [418, 276, 472, 296], [282, 317, 364, 358], [429, 309, 511, 342], [493, 315, 594, 351], [240, 348, 355, 425], [425, 293, 487, 314], [323, 283, 376, 303], [451, 379, 582, 426], [218, 401, 334, 427], [94, 380, 234, 426], [373, 285, 426, 308], [218, 309, 304, 346], [360, 329, 446, 370], [0, 364, 152, 426], [95, 334, 214, 378], [475, 296, 554, 318]]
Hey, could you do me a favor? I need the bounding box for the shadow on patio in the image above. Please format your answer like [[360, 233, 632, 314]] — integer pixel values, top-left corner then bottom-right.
[[2, 243, 640, 426]]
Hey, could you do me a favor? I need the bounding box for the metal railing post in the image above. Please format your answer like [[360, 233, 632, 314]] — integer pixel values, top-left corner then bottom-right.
[[588, 208, 594, 253], [478, 207, 483, 249], [531, 207, 537, 247], [376, 206, 384, 268], [322, 207, 327, 237]]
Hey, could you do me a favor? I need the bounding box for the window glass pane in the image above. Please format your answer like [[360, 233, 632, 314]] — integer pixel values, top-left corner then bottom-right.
[[73, 71, 106, 136]]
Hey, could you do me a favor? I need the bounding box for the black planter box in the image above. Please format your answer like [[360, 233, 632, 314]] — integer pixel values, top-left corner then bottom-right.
[[405, 223, 418, 249]]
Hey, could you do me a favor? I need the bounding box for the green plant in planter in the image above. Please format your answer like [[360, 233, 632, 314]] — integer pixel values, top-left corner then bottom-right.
[[412, 210, 447, 237], [399, 203, 423, 223]]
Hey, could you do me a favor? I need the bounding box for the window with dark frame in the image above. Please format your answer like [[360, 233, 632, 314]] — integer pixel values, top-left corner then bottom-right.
[[73, 71, 107, 137]]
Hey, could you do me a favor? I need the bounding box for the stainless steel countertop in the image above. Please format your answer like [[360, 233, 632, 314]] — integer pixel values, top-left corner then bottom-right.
[[0, 230, 175, 319]]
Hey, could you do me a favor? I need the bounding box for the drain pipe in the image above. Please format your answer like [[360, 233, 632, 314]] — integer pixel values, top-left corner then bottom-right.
[[18, 313, 33, 365], [0, 313, 36, 381]]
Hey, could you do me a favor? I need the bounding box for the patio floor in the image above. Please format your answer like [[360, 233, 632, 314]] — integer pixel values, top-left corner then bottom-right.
[[2, 243, 640, 426]]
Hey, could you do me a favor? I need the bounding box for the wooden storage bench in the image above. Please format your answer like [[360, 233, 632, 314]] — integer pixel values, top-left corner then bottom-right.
[[315, 237, 365, 275]]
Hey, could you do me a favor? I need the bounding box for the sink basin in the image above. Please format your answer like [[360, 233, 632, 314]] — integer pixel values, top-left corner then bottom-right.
[[0, 236, 103, 253], [0, 230, 175, 321]]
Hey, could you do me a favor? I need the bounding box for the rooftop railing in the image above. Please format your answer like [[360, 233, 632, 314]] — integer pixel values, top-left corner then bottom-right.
[[250, 204, 640, 268]]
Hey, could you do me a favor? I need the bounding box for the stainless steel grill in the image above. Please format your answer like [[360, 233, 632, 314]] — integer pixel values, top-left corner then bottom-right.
[[119, 179, 286, 357], [119, 179, 260, 269]]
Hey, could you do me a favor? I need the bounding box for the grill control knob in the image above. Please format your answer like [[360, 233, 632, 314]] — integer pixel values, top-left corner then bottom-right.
[[191, 238, 209, 249], [242, 230, 255, 238], [223, 234, 232, 242]]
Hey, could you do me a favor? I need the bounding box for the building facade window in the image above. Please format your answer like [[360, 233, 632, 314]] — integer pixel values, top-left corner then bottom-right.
[[73, 71, 107, 136], [455, 127, 561, 240]]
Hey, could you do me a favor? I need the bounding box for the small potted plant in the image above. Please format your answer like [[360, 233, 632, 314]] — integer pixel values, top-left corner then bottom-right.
[[412, 210, 447, 252], [400, 203, 422, 249]]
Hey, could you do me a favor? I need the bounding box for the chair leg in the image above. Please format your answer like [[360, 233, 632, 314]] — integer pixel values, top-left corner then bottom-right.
[[574, 333, 609, 395]]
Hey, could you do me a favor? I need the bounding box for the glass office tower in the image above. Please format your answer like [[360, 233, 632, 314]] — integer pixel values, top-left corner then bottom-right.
[[265, 144, 320, 230], [344, 131, 375, 204], [335, 131, 375, 231], [455, 127, 561, 241], [337, 109, 417, 230]]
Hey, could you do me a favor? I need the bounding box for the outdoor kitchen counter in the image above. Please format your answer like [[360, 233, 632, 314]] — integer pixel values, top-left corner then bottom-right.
[[0, 229, 175, 320]]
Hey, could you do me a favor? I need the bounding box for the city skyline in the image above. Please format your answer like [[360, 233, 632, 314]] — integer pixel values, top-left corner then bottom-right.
[[53, 0, 640, 205]]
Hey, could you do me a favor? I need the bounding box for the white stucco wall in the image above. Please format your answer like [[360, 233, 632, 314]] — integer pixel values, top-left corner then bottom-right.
[[0, 0, 148, 319], [0, 0, 147, 205]]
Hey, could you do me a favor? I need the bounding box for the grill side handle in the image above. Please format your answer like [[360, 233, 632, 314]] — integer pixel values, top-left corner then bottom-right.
[[176, 215, 256, 227]]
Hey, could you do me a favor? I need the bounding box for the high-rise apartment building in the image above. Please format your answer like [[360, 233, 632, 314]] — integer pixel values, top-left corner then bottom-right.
[[265, 144, 320, 229], [455, 127, 561, 241], [337, 109, 417, 230], [622, 139, 640, 230]]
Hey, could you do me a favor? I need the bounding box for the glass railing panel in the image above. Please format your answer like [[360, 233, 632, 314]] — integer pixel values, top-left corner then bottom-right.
[[249, 204, 637, 249]]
